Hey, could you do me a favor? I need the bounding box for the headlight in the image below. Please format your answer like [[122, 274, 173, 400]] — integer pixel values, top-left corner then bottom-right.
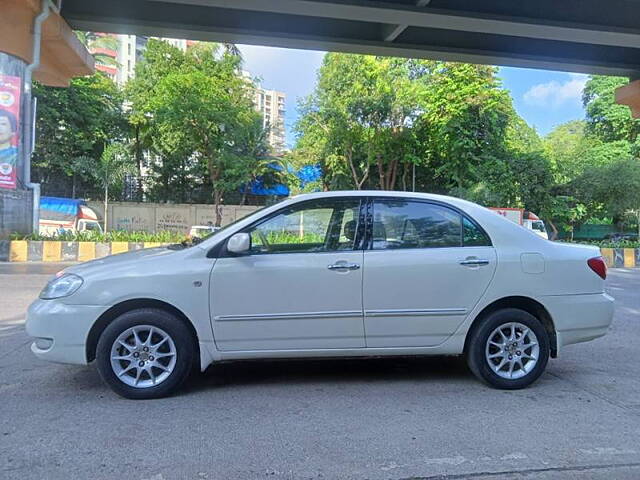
[[40, 273, 84, 300]]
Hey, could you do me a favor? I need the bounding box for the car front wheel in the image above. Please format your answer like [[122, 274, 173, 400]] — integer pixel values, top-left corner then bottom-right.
[[466, 308, 550, 389], [96, 308, 195, 399]]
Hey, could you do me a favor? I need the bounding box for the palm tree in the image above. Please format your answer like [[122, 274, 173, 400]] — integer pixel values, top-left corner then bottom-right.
[[75, 143, 135, 232]]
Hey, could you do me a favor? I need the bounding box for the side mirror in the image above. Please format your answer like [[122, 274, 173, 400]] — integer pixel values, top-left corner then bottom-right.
[[227, 233, 251, 254]]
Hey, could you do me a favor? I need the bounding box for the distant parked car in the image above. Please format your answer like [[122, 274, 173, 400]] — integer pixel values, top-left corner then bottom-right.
[[27, 191, 614, 399], [603, 232, 639, 243], [188, 224, 220, 241]]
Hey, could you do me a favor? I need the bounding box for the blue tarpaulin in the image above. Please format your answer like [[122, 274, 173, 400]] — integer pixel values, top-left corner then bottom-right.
[[40, 196, 86, 216], [241, 164, 322, 196]]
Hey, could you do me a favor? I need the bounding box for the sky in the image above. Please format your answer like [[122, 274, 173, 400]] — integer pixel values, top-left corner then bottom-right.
[[238, 44, 588, 148]]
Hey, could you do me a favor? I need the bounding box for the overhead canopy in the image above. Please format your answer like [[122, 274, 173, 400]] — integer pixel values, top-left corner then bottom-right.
[[61, 0, 640, 77], [0, 0, 94, 86]]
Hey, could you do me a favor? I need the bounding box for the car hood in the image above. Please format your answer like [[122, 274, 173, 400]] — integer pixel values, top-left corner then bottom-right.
[[63, 246, 178, 277]]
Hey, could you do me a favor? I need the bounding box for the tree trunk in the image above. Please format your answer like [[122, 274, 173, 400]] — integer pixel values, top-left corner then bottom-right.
[[346, 146, 369, 189], [548, 220, 559, 241], [135, 125, 143, 201], [104, 184, 109, 233], [401, 163, 408, 191], [207, 156, 223, 227], [377, 154, 385, 190], [213, 189, 223, 227]]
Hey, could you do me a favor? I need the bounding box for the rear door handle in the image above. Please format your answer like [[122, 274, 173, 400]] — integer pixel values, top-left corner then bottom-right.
[[459, 259, 490, 266], [328, 262, 360, 271]]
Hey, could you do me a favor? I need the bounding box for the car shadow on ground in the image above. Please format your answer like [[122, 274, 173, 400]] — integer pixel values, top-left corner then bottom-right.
[[182, 355, 475, 394]]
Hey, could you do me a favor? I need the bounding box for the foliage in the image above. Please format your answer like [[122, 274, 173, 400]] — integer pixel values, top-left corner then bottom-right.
[[126, 40, 269, 224], [563, 239, 640, 249], [10, 230, 186, 243], [32, 74, 126, 197], [294, 55, 560, 218], [26, 40, 640, 238], [583, 76, 640, 145]]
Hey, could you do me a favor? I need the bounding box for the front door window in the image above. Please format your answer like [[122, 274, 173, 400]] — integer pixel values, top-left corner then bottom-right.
[[247, 198, 361, 254]]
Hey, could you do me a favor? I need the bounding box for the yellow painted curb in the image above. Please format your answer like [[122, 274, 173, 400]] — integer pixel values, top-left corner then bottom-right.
[[42, 241, 62, 262], [110, 242, 129, 255], [77, 242, 96, 262], [600, 248, 614, 267], [623, 248, 636, 268], [9, 241, 28, 262], [144, 242, 161, 249]]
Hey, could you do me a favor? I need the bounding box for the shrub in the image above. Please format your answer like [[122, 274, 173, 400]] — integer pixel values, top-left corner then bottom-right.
[[9, 230, 187, 243]]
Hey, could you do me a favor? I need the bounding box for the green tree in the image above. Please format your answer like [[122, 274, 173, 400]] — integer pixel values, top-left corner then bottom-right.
[[32, 73, 126, 198], [583, 76, 640, 145], [295, 55, 518, 194], [127, 41, 266, 224]]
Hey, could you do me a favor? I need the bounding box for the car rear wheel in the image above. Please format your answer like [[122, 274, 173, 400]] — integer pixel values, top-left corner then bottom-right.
[[96, 308, 195, 399], [466, 308, 549, 389]]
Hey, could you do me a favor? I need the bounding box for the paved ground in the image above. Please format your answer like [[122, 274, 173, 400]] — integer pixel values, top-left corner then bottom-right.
[[1, 263, 639, 480]]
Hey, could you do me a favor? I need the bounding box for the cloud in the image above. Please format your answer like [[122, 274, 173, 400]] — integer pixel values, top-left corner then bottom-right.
[[523, 73, 587, 108]]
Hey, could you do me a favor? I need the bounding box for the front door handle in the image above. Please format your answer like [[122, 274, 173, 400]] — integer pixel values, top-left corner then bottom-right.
[[459, 258, 490, 267], [327, 262, 360, 271]]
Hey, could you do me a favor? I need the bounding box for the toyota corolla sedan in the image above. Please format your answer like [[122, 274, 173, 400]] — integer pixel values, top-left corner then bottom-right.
[[26, 191, 614, 399]]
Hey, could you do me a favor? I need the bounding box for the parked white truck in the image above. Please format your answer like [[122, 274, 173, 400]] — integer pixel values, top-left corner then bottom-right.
[[489, 207, 548, 239], [39, 196, 102, 236]]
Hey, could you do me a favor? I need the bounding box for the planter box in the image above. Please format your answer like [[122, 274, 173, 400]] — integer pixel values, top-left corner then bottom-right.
[[1, 241, 638, 266], [1, 241, 170, 262]]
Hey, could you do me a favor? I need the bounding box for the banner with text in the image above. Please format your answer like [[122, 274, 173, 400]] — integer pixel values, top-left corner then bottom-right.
[[0, 75, 21, 189]]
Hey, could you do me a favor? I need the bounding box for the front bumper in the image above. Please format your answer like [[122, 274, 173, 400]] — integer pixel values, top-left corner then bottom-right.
[[541, 292, 615, 352], [26, 299, 108, 365]]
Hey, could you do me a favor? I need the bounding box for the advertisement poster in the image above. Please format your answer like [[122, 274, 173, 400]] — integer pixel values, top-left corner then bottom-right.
[[0, 74, 21, 189]]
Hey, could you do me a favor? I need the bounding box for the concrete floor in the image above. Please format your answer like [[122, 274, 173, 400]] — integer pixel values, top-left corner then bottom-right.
[[1, 264, 639, 480]]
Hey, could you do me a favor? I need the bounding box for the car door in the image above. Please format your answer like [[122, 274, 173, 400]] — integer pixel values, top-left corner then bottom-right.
[[210, 197, 366, 351], [362, 198, 496, 347]]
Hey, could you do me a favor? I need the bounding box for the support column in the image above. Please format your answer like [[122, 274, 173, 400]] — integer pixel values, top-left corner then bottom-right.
[[0, 0, 94, 237], [0, 52, 33, 236]]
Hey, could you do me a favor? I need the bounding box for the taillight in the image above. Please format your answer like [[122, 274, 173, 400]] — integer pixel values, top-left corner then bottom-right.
[[587, 256, 607, 280]]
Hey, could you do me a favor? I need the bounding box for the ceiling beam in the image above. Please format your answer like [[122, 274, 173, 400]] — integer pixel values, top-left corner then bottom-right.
[[384, 0, 431, 43], [148, 0, 640, 49], [69, 14, 640, 77]]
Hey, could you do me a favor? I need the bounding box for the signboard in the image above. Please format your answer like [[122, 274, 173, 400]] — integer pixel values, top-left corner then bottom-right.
[[0, 75, 21, 190], [489, 207, 523, 225]]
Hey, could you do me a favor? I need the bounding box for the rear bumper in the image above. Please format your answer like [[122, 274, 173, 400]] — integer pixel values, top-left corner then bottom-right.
[[26, 299, 107, 365], [541, 292, 614, 352]]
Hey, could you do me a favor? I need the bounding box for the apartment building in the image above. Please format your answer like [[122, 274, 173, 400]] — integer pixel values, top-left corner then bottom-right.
[[253, 87, 286, 153]]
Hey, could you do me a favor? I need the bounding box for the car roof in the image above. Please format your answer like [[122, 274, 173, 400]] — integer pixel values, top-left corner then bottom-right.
[[291, 190, 471, 205]]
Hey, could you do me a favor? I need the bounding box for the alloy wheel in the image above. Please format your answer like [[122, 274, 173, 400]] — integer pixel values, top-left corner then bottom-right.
[[110, 325, 177, 388], [485, 322, 540, 380]]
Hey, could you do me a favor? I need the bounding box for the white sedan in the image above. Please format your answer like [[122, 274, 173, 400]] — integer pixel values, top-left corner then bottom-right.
[[26, 191, 614, 399]]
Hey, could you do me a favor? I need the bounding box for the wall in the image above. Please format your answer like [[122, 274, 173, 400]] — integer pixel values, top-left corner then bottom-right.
[[86, 202, 260, 233], [0, 188, 32, 238]]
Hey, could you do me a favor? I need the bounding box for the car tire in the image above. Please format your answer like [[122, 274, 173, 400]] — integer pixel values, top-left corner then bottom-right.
[[466, 308, 549, 390], [96, 308, 195, 399]]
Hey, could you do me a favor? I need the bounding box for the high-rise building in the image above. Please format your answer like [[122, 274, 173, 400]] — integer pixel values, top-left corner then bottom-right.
[[91, 34, 190, 86], [252, 86, 286, 154]]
